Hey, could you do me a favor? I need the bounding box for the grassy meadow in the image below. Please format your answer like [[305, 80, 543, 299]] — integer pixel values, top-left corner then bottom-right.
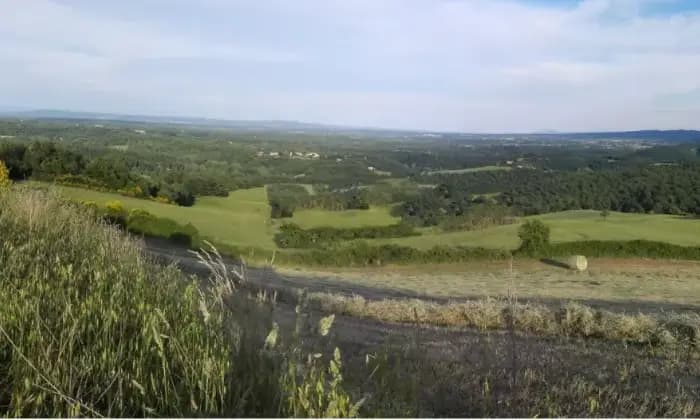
[[375, 210, 700, 250], [286, 206, 399, 229], [424, 165, 512, 175], [35, 183, 277, 250], [25, 183, 700, 258]]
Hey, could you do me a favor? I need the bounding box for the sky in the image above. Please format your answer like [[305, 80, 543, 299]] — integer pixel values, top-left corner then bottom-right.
[[2, 0, 700, 132]]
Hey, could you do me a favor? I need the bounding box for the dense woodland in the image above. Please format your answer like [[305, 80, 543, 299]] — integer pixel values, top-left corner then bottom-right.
[[399, 164, 700, 226]]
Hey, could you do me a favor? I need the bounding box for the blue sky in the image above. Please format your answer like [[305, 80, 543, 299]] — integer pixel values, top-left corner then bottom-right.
[[2, 0, 700, 132]]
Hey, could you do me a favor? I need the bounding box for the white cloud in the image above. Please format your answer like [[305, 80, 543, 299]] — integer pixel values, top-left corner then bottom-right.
[[1, 0, 699, 131]]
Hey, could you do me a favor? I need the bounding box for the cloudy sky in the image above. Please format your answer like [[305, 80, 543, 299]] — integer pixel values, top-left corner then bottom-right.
[[2, 0, 700, 132]]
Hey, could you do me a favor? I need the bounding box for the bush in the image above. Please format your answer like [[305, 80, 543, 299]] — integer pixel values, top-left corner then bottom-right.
[[125, 210, 200, 247], [280, 242, 510, 266], [274, 223, 419, 248], [0, 160, 12, 189], [517, 219, 550, 256]]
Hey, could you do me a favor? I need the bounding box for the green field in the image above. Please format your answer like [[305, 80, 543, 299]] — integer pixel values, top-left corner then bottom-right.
[[373, 210, 700, 249], [424, 165, 512, 175], [28, 183, 700, 254], [40, 183, 277, 250], [285, 206, 399, 229]]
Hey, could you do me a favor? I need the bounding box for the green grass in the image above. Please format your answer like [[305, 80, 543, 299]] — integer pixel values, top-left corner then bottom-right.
[[286, 206, 399, 229], [32, 182, 400, 250], [26, 183, 700, 257], [34, 182, 277, 250], [0, 187, 361, 417], [376, 210, 700, 250], [424, 165, 512, 175]]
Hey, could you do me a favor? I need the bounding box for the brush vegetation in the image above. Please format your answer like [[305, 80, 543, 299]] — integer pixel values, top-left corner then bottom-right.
[[0, 187, 361, 417]]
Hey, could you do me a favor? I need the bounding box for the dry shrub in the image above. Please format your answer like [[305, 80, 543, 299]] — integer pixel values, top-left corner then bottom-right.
[[559, 302, 600, 337], [513, 303, 557, 334], [604, 313, 660, 344]]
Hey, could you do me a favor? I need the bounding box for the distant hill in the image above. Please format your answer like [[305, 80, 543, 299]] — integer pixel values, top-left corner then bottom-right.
[[0, 109, 335, 131], [1, 108, 699, 143], [536, 130, 700, 143]]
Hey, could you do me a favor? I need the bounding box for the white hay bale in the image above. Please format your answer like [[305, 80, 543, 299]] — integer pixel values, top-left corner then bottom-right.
[[567, 255, 588, 271]]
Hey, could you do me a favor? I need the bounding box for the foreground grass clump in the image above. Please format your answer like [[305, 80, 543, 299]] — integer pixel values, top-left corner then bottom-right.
[[0, 189, 230, 416], [0, 188, 359, 417]]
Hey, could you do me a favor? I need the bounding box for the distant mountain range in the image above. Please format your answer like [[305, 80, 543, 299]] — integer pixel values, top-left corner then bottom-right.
[[0, 109, 338, 131], [1, 108, 699, 143]]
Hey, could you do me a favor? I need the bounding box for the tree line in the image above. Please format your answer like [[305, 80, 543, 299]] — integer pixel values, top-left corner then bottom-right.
[[274, 223, 418, 248], [0, 141, 199, 206], [399, 164, 700, 226]]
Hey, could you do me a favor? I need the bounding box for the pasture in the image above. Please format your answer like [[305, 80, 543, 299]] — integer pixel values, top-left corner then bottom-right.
[[38, 183, 277, 250], [375, 210, 700, 249], [424, 165, 512, 175], [24, 184, 700, 263], [286, 206, 399, 229]]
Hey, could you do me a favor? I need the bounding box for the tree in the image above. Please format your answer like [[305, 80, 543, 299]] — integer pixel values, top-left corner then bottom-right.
[[517, 219, 550, 256], [600, 209, 610, 221], [0, 160, 11, 189]]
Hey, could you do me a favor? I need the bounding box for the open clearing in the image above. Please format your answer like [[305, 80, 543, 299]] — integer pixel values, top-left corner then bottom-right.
[[40, 183, 277, 250], [284, 206, 399, 228], [374, 210, 700, 249], [29, 184, 700, 254], [424, 165, 512, 175]]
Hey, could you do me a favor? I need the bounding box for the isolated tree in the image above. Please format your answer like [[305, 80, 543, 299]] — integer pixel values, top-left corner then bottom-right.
[[0, 160, 11, 189], [600, 209, 610, 221], [517, 219, 550, 256]]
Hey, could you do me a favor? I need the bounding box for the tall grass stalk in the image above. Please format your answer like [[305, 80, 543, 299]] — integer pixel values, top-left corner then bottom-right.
[[0, 187, 359, 417]]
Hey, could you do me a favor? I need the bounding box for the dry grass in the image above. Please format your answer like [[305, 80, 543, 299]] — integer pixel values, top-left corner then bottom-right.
[[280, 258, 700, 306], [305, 292, 699, 348]]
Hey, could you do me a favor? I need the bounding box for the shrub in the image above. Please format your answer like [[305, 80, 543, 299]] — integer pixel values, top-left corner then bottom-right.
[[517, 220, 550, 255], [0, 160, 12, 189], [125, 211, 199, 247], [274, 223, 419, 248]]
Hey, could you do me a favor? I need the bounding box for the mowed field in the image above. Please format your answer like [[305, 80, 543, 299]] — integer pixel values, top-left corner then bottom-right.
[[285, 206, 399, 229], [372, 210, 700, 249], [40, 183, 278, 250], [281, 258, 700, 308]]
